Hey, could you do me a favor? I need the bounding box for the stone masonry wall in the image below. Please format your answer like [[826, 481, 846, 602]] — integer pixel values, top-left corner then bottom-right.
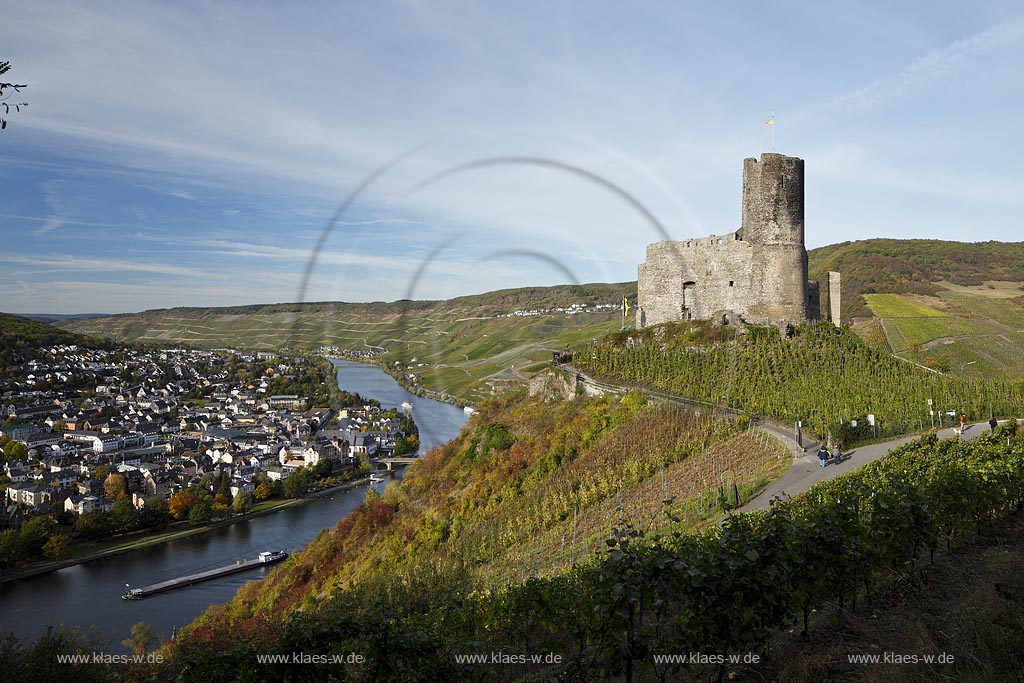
[[638, 153, 817, 328]]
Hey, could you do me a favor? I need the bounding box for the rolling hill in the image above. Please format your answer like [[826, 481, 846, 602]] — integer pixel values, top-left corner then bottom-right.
[[56, 240, 1024, 400], [807, 239, 1024, 378], [59, 283, 636, 404]]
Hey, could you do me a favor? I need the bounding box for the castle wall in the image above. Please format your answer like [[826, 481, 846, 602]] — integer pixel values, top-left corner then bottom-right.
[[637, 234, 753, 326]]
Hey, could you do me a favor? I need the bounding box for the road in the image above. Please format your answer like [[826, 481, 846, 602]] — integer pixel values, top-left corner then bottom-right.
[[737, 419, 1016, 514], [563, 362, 1017, 516]]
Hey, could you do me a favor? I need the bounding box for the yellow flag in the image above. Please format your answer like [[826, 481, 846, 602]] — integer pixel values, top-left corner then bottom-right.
[[624, 296, 630, 317], [764, 117, 774, 126]]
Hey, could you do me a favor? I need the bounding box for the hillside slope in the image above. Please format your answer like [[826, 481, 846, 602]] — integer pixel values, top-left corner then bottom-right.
[[807, 238, 1024, 320], [60, 283, 635, 404], [176, 388, 788, 650], [0, 312, 93, 365]]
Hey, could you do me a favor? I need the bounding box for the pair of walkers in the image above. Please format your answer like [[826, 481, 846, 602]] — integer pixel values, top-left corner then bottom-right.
[[817, 443, 842, 468]]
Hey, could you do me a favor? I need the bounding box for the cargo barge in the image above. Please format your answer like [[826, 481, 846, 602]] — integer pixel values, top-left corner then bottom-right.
[[122, 550, 288, 600]]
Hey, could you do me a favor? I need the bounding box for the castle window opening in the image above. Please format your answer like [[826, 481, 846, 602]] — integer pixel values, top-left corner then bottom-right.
[[729, 280, 734, 287]]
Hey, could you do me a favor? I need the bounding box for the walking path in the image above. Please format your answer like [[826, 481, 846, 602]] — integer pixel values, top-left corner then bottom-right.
[[737, 419, 1016, 514], [565, 363, 1021, 516]]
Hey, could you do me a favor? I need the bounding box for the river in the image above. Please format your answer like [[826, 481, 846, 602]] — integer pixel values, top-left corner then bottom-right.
[[0, 359, 469, 649]]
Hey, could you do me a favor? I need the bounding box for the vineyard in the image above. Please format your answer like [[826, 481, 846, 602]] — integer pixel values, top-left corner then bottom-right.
[[573, 321, 1024, 445], [169, 421, 1024, 682], [172, 390, 788, 654]]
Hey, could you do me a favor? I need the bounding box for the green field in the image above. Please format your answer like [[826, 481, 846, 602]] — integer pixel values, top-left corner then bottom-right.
[[864, 291, 1024, 377], [863, 293, 949, 318]]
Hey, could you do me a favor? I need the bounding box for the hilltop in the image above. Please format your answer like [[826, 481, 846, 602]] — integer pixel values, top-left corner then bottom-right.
[[0, 312, 94, 365]]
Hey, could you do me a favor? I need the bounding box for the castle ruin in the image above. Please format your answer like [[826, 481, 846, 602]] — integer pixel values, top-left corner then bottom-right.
[[637, 153, 827, 328]]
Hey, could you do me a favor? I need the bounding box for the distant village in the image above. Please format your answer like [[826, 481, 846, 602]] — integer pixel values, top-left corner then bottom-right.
[[498, 302, 621, 318], [0, 343, 416, 547]]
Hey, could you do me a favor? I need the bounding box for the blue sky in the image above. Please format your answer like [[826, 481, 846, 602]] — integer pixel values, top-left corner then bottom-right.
[[2, 1, 1022, 314]]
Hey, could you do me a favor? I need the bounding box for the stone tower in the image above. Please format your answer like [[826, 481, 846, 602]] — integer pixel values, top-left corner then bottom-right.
[[827, 271, 841, 326], [636, 153, 821, 328], [739, 153, 810, 323]]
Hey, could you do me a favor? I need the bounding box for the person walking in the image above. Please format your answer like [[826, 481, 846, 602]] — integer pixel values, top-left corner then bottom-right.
[[818, 445, 829, 468], [990, 416, 998, 434], [832, 442, 842, 464], [959, 413, 966, 434]]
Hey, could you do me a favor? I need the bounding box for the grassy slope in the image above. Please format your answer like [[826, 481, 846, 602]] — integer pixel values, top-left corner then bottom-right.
[[862, 288, 1024, 378], [178, 389, 789, 643]]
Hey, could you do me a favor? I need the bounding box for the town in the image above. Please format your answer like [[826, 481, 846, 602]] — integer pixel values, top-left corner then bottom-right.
[[0, 340, 418, 569]]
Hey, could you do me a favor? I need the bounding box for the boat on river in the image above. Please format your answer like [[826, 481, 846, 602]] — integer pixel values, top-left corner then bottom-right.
[[122, 550, 288, 600]]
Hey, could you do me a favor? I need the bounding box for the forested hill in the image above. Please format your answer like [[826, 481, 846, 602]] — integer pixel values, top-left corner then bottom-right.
[[807, 239, 1024, 321], [0, 312, 90, 363]]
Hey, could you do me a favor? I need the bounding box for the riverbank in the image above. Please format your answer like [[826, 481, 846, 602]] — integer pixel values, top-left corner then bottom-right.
[[328, 354, 470, 409], [0, 474, 375, 585]]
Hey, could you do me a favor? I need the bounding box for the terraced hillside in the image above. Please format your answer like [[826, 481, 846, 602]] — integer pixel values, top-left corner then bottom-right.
[[863, 287, 1024, 378], [807, 239, 1024, 379], [174, 389, 790, 655], [60, 283, 634, 405]]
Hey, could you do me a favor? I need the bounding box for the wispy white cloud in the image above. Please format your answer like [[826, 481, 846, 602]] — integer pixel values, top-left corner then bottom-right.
[[0, 254, 207, 279], [2, 2, 1023, 314], [36, 180, 68, 235], [827, 18, 1024, 112]]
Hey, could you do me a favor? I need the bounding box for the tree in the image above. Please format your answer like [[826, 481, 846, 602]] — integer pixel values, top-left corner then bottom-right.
[[94, 465, 109, 483], [0, 529, 20, 569], [283, 469, 309, 499], [188, 497, 212, 525], [0, 61, 28, 130], [232, 491, 254, 514], [19, 516, 60, 557], [42, 533, 70, 560], [103, 473, 127, 500], [74, 510, 114, 539], [168, 490, 197, 519], [393, 434, 419, 456], [254, 482, 272, 502], [55, 510, 78, 527], [140, 497, 170, 529], [111, 499, 140, 532], [122, 621, 158, 656], [311, 458, 333, 480], [215, 471, 231, 503], [2, 441, 27, 461]]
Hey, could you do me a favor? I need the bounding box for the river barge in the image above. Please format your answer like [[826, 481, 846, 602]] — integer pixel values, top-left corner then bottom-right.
[[122, 550, 288, 600]]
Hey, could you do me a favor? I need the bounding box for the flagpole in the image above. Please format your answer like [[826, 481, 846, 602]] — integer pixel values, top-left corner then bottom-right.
[[770, 110, 775, 151]]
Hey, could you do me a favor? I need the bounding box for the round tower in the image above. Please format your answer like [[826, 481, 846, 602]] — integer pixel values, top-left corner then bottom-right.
[[740, 153, 804, 245], [741, 153, 809, 324]]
